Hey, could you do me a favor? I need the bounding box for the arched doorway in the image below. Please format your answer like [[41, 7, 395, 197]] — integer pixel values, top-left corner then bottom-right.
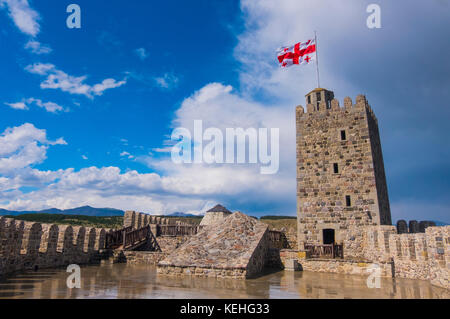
[[323, 229, 335, 245]]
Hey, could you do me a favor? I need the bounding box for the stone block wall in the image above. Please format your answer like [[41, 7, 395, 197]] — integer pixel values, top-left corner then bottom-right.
[[0, 216, 111, 278], [288, 224, 449, 289], [347, 225, 449, 288], [157, 236, 190, 253], [361, 225, 397, 262], [157, 264, 248, 279], [277, 224, 449, 289], [246, 229, 271, 278], [361, 226, 449, 288], [199, 212, 231, 226], [424, 227, 449, 288], [158, 212, 271, 279], [122, 251, 167, 265]]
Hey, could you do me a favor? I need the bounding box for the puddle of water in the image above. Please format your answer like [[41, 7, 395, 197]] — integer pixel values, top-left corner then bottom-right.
[[0, 263, 447, 299]]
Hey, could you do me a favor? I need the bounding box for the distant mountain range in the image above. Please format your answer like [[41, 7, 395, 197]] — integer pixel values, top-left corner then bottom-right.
[[0, 206, 125, 217], [0, 207, 202, 218], [165, 212, 200, 217], [1, 206, 448, 224]]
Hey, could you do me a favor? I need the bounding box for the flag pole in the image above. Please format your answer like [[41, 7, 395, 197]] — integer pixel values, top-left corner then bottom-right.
[[314, 30, 321, 88]]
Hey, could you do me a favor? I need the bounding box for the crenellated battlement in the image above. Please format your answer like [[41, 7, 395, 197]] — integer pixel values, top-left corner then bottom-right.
[[296, 93, 378, 125], [340, 225, 450, 288], [0, 216, 111, 278], [123, 211, 194, 229]]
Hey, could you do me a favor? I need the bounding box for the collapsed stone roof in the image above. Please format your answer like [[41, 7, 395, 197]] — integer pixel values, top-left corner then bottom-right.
[[206, 204, 232, 214], [158, 212, 268, 270]]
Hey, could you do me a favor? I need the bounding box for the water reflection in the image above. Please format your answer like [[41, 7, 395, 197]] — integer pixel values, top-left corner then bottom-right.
[[0, 264, 447, 299]]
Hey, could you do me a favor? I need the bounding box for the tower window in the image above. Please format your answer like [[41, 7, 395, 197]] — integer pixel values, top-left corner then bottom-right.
[[333, 163, 339, 174], [307, 95, 311, 104], [327, 100, 331, 109], [316, 92, 321, 101], [340, 130, 346, 141], [345, 195, 351, 207]]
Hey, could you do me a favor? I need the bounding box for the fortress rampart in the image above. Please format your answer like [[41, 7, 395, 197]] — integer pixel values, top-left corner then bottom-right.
[[123, 211, 194, 229], [0, 216, 111, 278], [0, 211, 200, 278], [364, 225, 449, 289], [283, 225, 449, 289]]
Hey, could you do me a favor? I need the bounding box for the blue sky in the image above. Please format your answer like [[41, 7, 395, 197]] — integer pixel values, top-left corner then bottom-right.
[[0, 0, 241, 172], [0, 0, 449, 223]]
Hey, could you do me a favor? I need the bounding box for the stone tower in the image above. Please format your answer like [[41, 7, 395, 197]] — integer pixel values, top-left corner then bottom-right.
[[199, 204, 232, 226], [296, 88, 392, 249]]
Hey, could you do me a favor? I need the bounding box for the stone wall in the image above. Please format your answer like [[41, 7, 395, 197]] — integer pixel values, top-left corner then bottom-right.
[[298, 258, 393, 277], [387, 226, 449, 288], [158, 212, 271, 279], [0, 216, 111, 278], [199, 212, 231, 227], [123, 211, 193, 229], [157, 236, 190, 253], [279, 248, 394, 276], [157, 264, 248, 279], [268, 228, 296, 250], [280, 225, 449, 289], [124, 211, 169, 229], [344, 225, 449, 289], [122, 251, 167, 265], [296, 93, 392, 247], [427, 227, 449, 288]]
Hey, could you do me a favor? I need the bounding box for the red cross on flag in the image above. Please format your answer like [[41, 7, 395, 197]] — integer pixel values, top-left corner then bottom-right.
[[277, 38, 316, 68]]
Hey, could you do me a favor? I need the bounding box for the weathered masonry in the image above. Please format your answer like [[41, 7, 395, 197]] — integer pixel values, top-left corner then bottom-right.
[[158, 212, 272, 279], [199, 204, 232, 227], [0, 217, 111, 277], [291, 88, 449, 290], [296, 88, 392, 248]]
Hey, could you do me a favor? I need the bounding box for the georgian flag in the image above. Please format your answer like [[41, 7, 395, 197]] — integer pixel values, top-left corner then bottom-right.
[[277, 38, 316, 68]]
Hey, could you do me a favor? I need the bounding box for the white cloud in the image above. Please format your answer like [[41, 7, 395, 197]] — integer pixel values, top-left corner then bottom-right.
[[25, 62, 54, 75], [134, 48, 148, 60], [140, 82, 296, 206], [91, 78, 127, 96], [0, 0, 40, 37], [24, 40, 52, 54], [152, 146, 173, 153], [5, 98, 65, 113], [25, 63, 127, 98], [4, 101, 28, 110], [81, 155, 88, 160], [120, 151, 134, 159], [26, 98, 65, 113], [0, 123, 66, 174], [2, 1, 450, 220], [154, 73, 179, 90]]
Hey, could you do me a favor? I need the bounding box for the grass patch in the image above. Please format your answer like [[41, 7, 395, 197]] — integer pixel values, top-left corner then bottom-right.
[[4, 214, 124, 229], [260, 218, 297, 233], [162, 216, 203, 225]]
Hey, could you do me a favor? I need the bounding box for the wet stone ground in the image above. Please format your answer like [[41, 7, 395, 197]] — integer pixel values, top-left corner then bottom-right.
[[0, 264, 448, 299]]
